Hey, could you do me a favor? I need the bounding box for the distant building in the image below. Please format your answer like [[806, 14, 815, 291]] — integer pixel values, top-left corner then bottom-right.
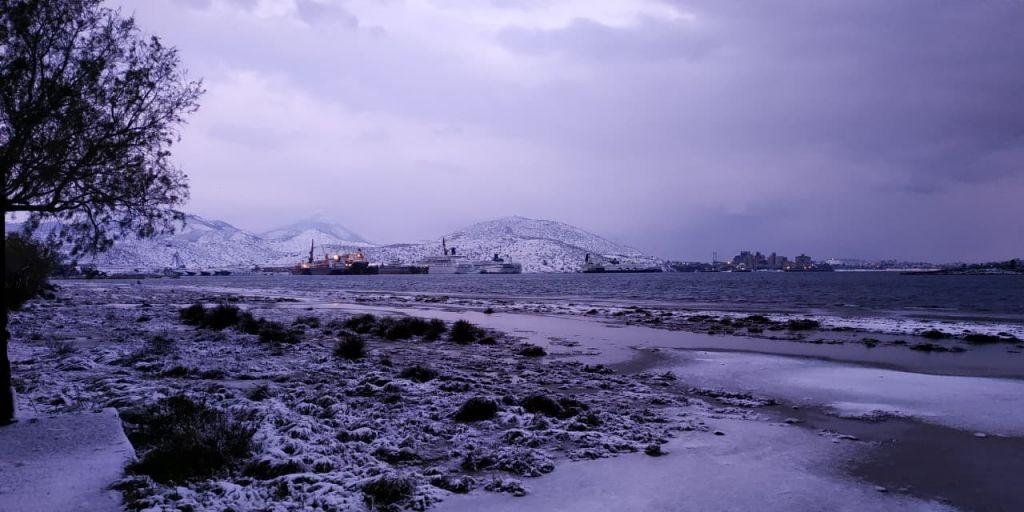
[[794, 254, 813, 269]]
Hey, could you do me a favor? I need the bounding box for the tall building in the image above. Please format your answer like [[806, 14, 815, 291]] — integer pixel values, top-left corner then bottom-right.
[[794, 254, 813, 269]]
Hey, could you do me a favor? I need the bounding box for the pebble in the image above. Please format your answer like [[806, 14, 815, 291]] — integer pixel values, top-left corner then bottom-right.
[[973, 432, 988, 439], [875, 486, 888, 493], [783, 417, 802, 424], [713, 430, 725, 436]]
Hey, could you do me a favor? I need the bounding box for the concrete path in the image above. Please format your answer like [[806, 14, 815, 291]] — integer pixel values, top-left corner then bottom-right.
[[0, 408, 134, 512]]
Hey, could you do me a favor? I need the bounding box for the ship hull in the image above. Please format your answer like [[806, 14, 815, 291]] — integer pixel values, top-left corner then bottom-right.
[[379, 265, 429, 274], [479, 263, 522, 274], [582, 267, 663, 273]]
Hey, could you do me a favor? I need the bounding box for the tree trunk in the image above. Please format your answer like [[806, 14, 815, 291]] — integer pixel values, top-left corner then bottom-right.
[[1, 217, 13, 424], [1, 308, 11, 425]]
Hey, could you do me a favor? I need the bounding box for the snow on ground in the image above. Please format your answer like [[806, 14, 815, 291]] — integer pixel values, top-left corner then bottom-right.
[[7, 283, 730, 511], [9, 280, 1021, 511], [670, 351, 1024, 437], [0, 408, 135, 512], [437, 417, 954, 512]]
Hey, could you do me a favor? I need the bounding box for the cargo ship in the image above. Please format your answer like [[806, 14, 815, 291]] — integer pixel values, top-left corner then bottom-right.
[[379, 262, 429, 274], [291, 240, 379, 275], [580, 253, 662, 273]]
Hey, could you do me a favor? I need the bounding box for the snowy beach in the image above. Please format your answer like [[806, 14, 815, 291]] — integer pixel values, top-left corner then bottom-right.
[[5, 278, 1023, 511]]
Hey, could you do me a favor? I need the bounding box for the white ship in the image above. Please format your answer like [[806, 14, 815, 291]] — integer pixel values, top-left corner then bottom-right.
[[476, 253, 522, 274], [422, 238, 475, 274]]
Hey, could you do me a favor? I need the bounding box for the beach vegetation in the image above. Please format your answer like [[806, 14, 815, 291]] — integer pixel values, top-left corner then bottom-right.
[[785, 319, 821, 331], [449, 320, 483, 344], [453, 397, 499, 422], [362, 474, 415, 509], [123, 396, 255, 483], [398, 364, 438, 383], [335, 333, 366, 360], [518, 344, 547, 357]]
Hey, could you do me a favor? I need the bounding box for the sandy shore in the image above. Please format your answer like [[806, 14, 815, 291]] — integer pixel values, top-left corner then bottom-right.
[[8, 279, 1022, 511]]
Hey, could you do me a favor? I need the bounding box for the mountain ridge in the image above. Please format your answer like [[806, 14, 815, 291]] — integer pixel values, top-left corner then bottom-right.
[[11, 214, 661, 273]]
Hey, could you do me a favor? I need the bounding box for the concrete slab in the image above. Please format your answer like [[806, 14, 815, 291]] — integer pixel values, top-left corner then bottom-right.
[[0, 408, 135, 512]]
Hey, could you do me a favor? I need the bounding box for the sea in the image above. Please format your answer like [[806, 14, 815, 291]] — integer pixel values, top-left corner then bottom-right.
[[141, 272, 1024, 327]]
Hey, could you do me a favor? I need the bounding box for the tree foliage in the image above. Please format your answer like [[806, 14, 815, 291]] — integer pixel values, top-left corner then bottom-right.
[[3, 233, 55, 312], [1, 0, 203, 254]]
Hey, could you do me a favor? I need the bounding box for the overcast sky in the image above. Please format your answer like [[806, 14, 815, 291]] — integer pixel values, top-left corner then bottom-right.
[[111, 0, 1024, 262]]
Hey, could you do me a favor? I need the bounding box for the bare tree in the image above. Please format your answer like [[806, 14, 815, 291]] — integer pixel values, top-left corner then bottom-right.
[[1, 0, 202, 424]]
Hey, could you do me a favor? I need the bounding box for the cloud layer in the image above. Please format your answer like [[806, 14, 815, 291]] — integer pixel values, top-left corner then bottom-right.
[[112, 0, 1024, 261]]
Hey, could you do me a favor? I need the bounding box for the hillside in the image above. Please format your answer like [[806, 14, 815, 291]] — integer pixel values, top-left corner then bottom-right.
[[365, 216, 659, 273], [82, 215, 281, 269], [15, 214, 661, 272]]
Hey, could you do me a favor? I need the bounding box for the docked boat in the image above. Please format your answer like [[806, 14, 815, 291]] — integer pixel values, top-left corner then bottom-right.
[[421, 238, 475, 274], [291, 240, 378, 275], [379, 263, 429, 274], [580, 253, 662, 273], [477, 254, 522, 274]]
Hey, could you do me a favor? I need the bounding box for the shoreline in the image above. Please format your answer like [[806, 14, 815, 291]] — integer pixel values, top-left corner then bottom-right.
[[8, 280, 1023, 511]]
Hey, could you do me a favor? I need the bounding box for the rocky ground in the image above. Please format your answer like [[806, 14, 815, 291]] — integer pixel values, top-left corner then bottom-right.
[[6, 282, 768, 511]]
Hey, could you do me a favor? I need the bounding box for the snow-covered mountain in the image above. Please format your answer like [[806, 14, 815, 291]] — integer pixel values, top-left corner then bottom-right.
[[83, 215, 282, 269], [365, 216, 660, 273], [259, 215, 373, 262], [20, 214, 660, 272]]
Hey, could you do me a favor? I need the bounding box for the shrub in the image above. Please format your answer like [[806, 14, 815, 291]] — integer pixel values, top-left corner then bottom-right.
[[49, 340, 77, 356], [424, 319, 447, 341], [362, 474, 415, 509], [123, 396, 255, 483], [483, 307, 495, 314], [518, 344, 546, 357], [430, 475, 475, 494], [449, 320, 482, 344], [520, 394, 586, 419], [453, 397, 499, 422], [785, 319, 821, 331], [399, 364, 438, 383], [343, 314, 378, 334], [520, 394, 562, 417], [334, 334, 366, 360], [258, 321, 301, 345], [372, 316, 441, 340], [204, 304, 241, 330], [4, 233, 57, 312], [179, 303, 207, 326], [146, 335, 175, 355], [243, 459, 304, 480], [247, 385, 272, 401], [375, 317, 414, 340], [237, 311, 264, 335], [292, 315, 320, 328]]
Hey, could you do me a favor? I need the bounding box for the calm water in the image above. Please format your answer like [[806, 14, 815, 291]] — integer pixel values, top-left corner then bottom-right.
[[143, 272, 1023, 323]]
